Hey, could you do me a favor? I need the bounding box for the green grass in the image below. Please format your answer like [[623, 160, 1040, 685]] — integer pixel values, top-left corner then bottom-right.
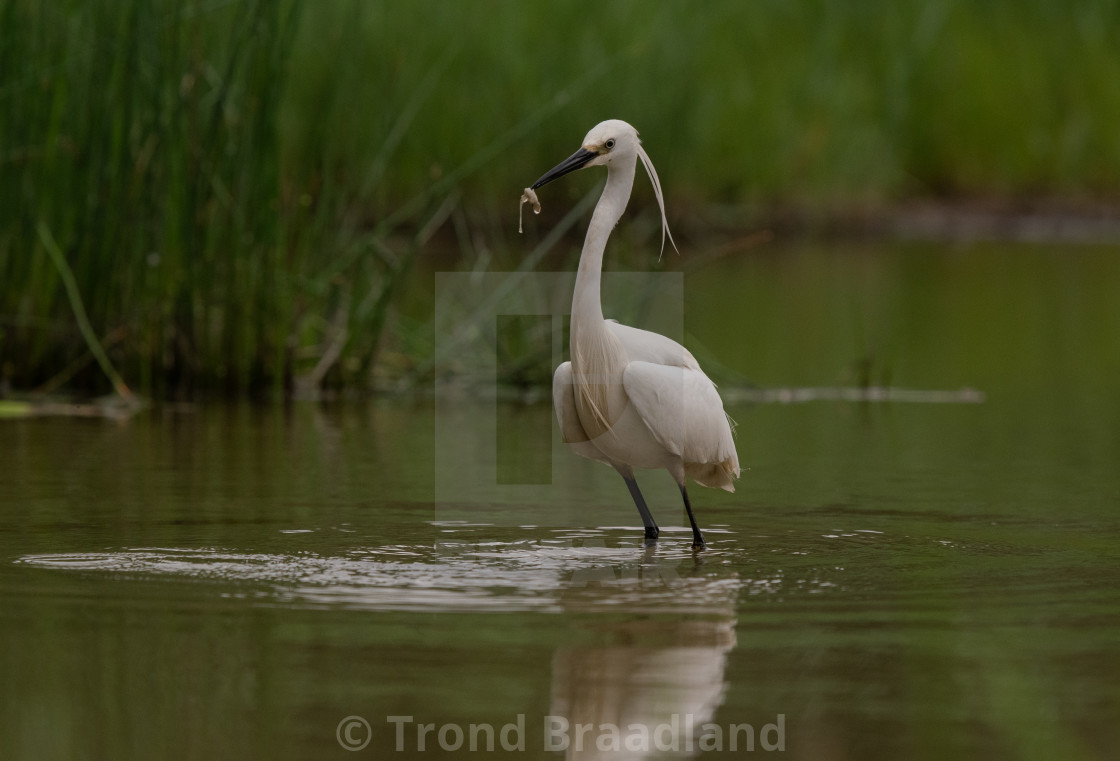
[[3, 0, 1120, 397]]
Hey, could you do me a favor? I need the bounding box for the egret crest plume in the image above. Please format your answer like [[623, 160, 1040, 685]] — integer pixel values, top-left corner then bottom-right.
[[635, 143, 678, 259]]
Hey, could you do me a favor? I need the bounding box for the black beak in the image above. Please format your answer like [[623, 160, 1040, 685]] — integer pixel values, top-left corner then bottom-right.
[[531, 147, 597, 190]]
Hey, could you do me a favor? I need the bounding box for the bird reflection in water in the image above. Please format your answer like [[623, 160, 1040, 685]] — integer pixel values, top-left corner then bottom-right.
[[549, 560, 740, 759]]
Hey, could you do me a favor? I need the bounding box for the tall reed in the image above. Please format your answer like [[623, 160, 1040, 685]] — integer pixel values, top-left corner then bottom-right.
[[2, 1, 301, 396], [3, 0, 1119, 397]]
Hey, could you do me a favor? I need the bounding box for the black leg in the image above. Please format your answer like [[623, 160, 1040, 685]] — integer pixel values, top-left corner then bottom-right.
[[622, 475, 659, 544], [679, 484, 706, 550]]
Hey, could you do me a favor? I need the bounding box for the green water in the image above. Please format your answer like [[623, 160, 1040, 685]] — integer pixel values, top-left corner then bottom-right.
[[2, 243, 1119, 760]]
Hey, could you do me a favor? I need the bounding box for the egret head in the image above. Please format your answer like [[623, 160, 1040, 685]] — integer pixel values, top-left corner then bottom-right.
[[530, 119, 639, 189], [529, 119, 678, 255]]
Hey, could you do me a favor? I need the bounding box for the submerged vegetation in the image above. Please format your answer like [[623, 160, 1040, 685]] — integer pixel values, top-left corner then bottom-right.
[[2, 0, 1119, 398]]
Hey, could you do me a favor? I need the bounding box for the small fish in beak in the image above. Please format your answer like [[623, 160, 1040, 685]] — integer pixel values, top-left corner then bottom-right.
[[518, 187, 541, 234]]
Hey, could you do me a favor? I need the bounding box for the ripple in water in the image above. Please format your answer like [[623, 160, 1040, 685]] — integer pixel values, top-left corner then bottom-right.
[[16, 530, 753, 614]]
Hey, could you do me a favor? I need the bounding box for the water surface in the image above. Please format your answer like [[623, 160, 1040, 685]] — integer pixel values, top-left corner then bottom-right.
[[2, 242, 1119, 760]]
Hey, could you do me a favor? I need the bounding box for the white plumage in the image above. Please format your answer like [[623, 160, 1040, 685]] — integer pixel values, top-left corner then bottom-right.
[[530, 119, 739, 549]]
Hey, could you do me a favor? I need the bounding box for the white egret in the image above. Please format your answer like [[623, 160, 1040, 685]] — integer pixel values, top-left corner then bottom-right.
[[529, 119, 739, 550]]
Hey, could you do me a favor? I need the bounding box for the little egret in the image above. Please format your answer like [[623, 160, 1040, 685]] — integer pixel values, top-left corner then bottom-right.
[[529, 119, 739, 550]]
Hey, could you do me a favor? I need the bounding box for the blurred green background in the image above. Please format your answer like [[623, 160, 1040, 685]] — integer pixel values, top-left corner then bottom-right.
[[3, 7, 1119, 758], [2, 0, 1119, 398]]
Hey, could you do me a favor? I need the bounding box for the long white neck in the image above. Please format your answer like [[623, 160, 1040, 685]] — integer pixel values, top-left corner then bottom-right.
[[571, 155, 636, 338]]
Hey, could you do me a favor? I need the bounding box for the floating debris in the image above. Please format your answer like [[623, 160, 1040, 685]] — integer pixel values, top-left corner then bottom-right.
[[719, 386, 987, 405]]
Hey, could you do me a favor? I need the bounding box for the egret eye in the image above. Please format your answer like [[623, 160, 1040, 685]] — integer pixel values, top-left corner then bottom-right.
[[605, 139, 616, 150]]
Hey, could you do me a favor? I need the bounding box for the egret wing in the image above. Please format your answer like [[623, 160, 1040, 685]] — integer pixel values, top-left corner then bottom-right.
[[622, 361, 740, 489], [554, 362, 616, 467], [607, 322, 701, 370], [553, 362, 588, 443]]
